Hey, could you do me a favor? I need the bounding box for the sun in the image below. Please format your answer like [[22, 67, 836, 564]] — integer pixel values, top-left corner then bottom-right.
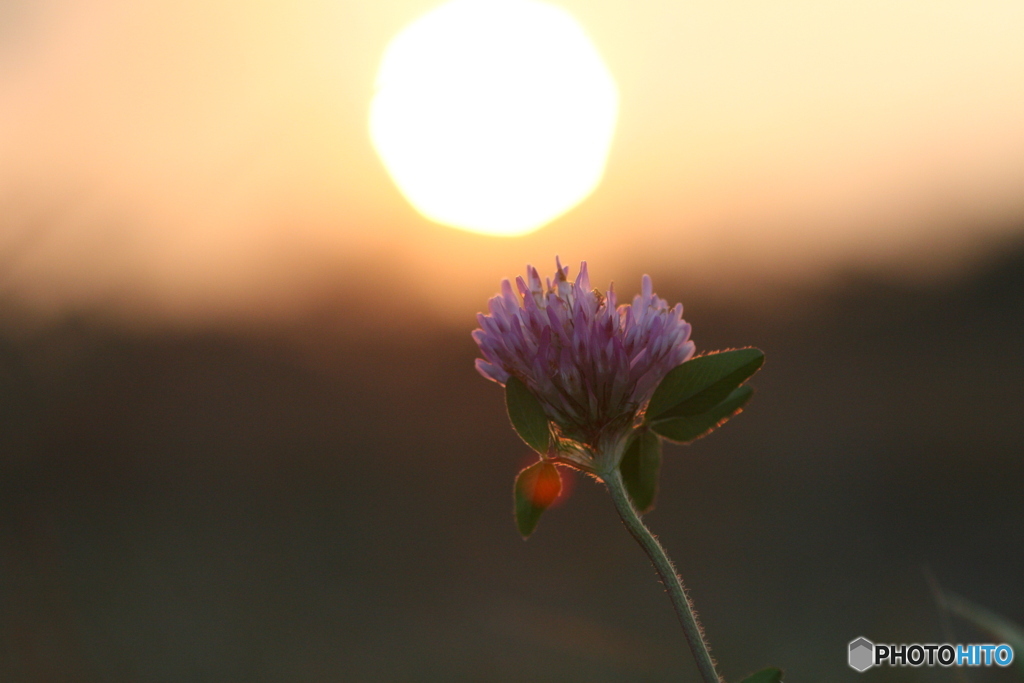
[[369, 0, 618, 237]]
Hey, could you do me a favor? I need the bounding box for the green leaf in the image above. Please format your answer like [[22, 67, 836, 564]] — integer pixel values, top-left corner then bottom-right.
[[646, 348, 764, 421], [651, 386, 753, 444], [514, 461, 562, 539], [505, 376, 550, 454], [738, 667, 783, 683], [619, 429, 662, 513]]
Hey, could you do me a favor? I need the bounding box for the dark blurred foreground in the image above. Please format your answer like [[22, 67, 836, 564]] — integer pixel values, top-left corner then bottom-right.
[[1, 242, 1023, 682]]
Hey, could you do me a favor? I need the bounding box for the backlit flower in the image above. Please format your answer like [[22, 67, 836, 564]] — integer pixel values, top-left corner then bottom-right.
[[473, 259, 695, 449]]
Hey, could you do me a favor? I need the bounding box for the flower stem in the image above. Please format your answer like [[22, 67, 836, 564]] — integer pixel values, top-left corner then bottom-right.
[[603, 467, 721, 683]]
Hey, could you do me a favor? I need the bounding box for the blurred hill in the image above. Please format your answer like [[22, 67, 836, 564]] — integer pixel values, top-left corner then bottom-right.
[[0, 237, 1022, 681]]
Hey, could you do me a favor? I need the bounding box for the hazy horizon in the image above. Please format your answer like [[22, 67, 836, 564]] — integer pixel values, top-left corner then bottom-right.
[[3, 0, 1024, 329]]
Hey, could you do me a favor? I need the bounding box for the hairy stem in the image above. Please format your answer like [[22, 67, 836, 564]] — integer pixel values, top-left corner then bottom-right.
[[603, 467, 721, 683]]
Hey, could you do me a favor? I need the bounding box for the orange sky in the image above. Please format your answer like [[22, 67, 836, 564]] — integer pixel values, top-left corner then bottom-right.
[[2, 0, 1024, 326]]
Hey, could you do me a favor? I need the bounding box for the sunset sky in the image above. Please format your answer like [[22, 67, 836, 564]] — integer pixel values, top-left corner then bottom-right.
[[3, 0, 1024, 324], [3, 5, 1024, 680]]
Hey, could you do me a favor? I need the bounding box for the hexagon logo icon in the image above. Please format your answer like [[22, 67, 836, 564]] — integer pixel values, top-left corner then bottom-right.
[[849, 637, 874, 672]]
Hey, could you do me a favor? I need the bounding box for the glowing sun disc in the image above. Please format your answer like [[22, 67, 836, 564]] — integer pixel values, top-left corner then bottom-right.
[[369, 0, 619, 237]]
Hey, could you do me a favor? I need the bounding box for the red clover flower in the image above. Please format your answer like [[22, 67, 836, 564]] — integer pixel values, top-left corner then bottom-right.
[[473, 258, 694, 460], [473, 257, 768, 683]]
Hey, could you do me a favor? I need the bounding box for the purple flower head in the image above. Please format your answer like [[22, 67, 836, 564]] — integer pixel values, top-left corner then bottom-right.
[[473, 259, 695, 446]]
